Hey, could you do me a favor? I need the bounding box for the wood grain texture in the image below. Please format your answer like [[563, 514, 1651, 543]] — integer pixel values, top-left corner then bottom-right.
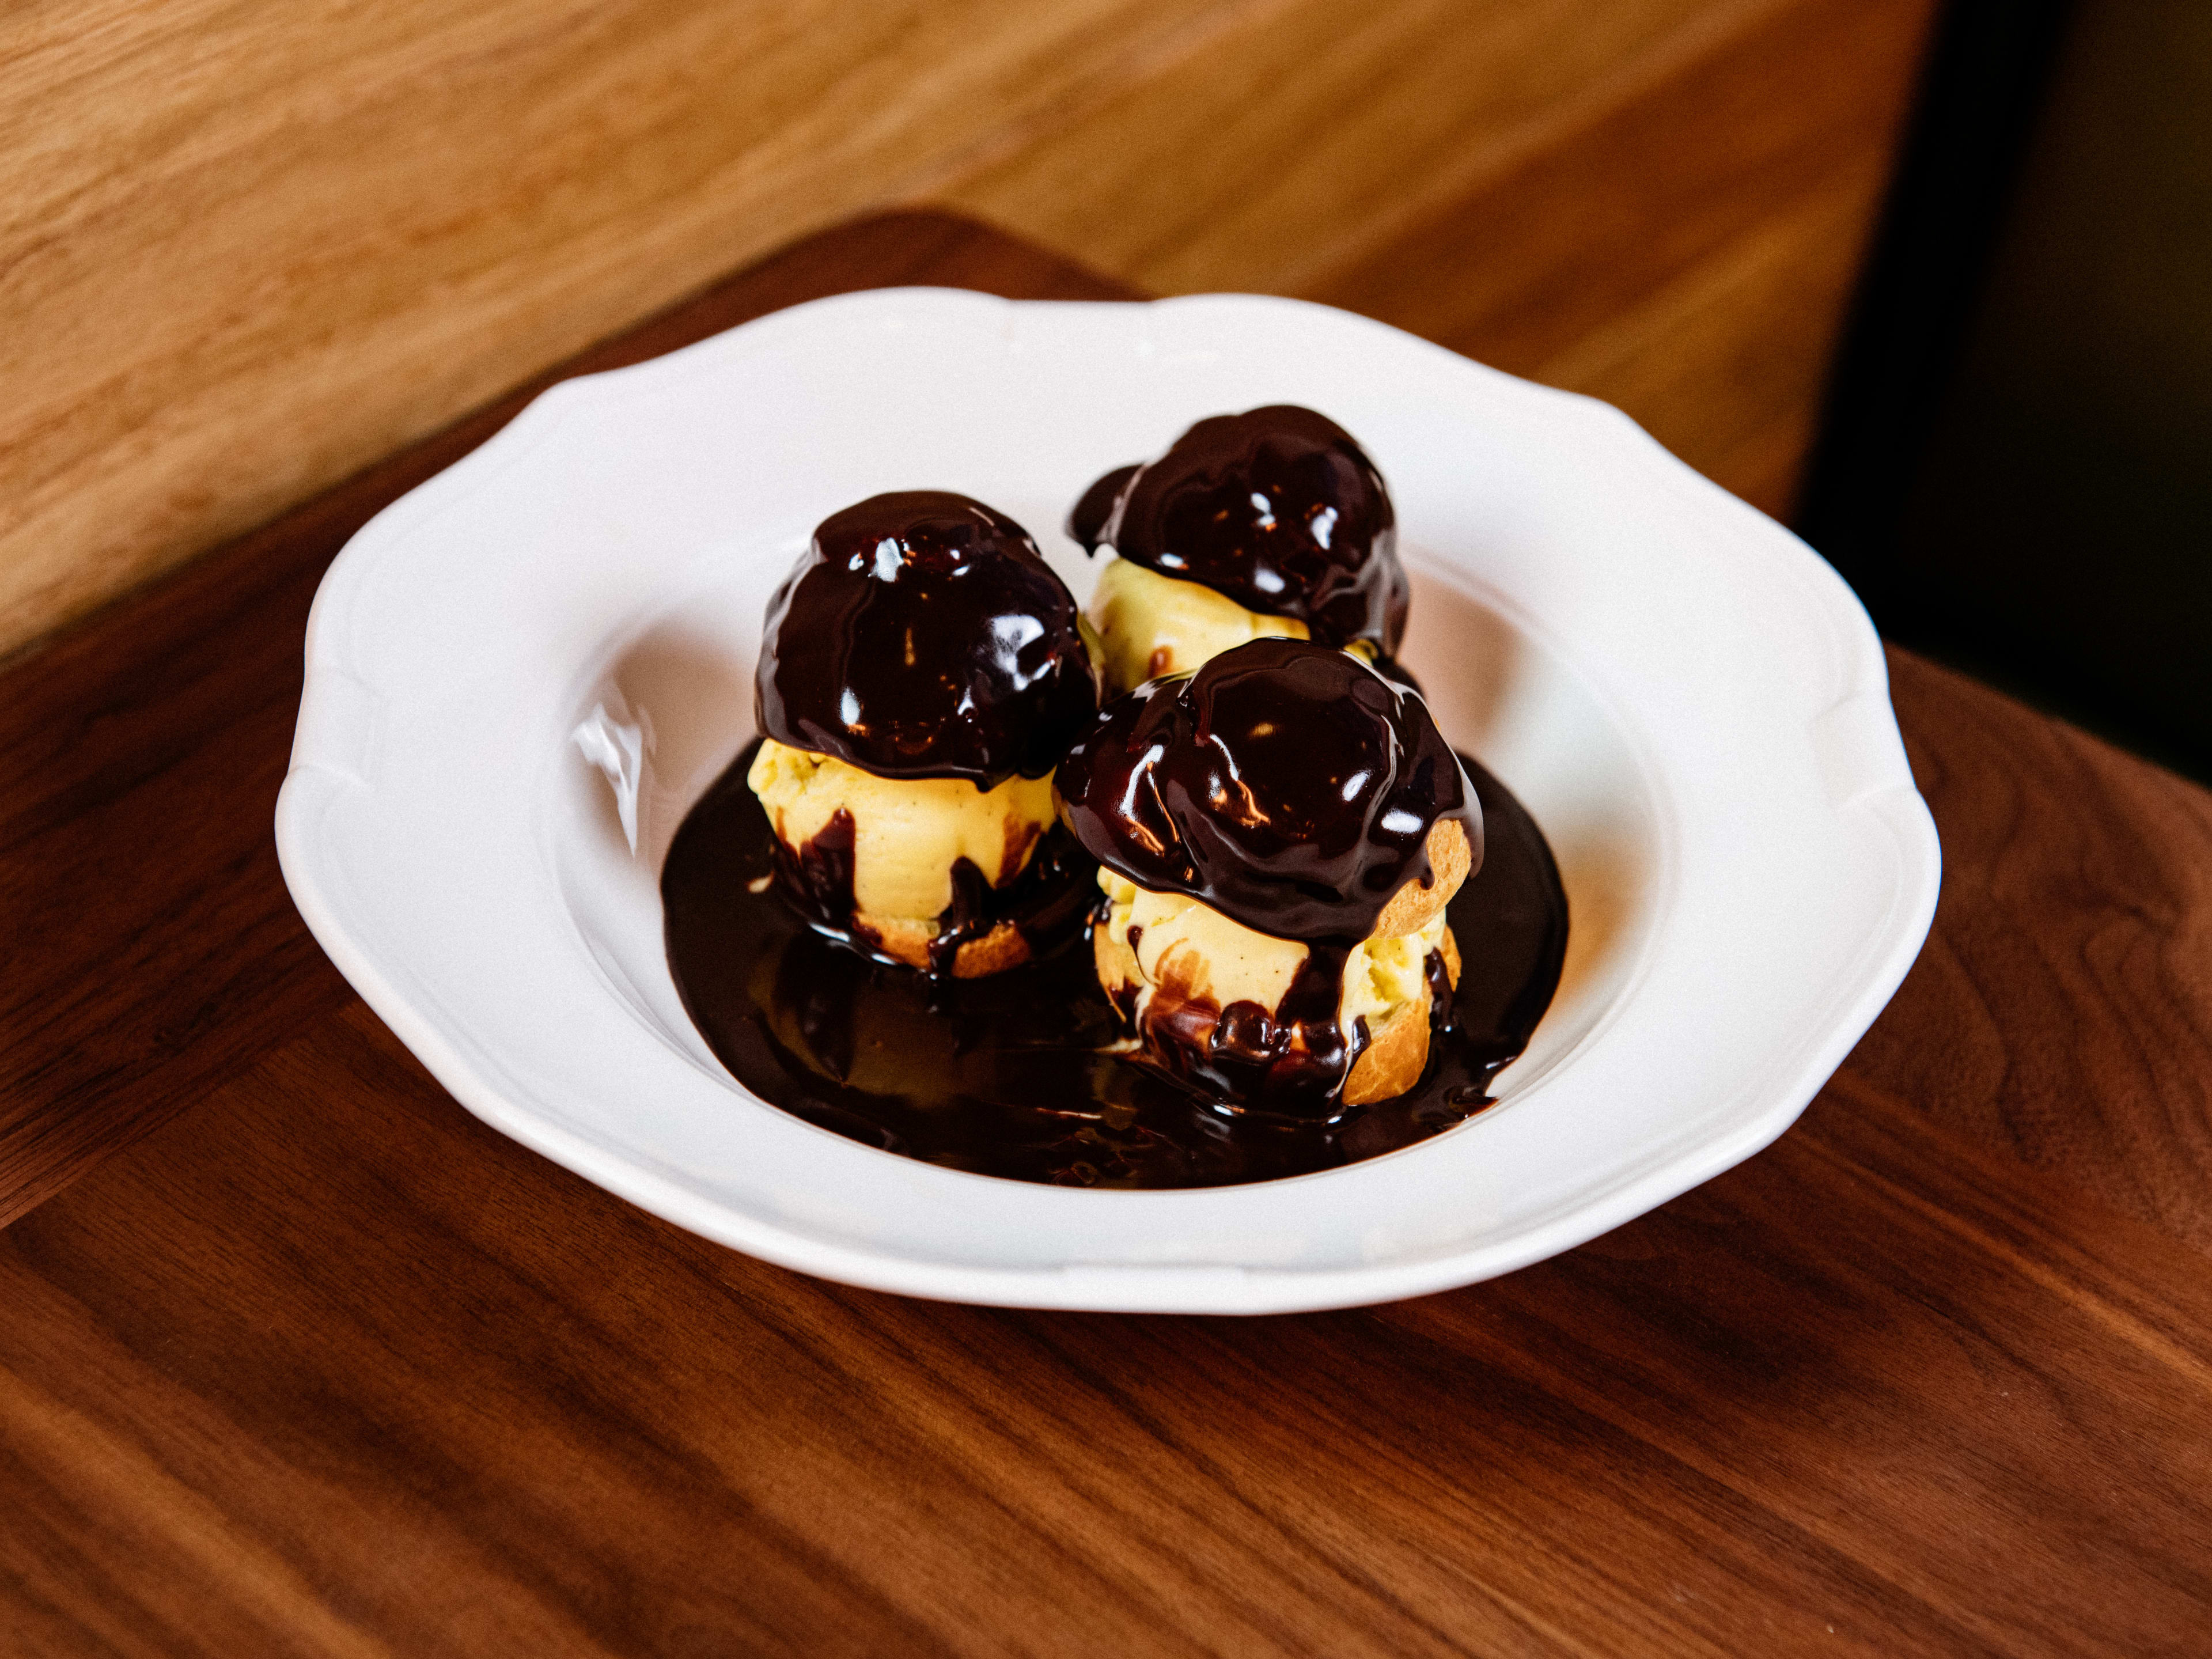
[[1850, 649, 2212, 1251], [6, 210, 2212, 1654], [0, 0, 1932, 657], [2, 991, 2209, 1653]]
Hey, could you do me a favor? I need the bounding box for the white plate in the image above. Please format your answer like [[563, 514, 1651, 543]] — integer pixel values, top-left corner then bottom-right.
[[276, 287, 1939, 1314]]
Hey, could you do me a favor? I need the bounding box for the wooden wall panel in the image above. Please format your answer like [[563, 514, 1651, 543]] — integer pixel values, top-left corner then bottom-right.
[[0, 0, 1935, 660], [1294, 0, 1941, 516], [941, 0, 1752, 292]]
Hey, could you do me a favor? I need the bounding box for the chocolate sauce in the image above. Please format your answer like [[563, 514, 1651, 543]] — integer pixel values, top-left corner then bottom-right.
[[661, 741, 1566, 1188], [757, 492, 1098, 787], [1058, 639, 1479, 942], [1067, 407, 1408, 652], [1126, 938, 1360, 1116]]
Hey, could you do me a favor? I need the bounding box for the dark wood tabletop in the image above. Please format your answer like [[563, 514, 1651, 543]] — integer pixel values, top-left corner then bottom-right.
[[5, 211, 2210, 1657]]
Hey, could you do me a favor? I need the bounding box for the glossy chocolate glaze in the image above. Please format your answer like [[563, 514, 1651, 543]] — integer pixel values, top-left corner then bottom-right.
[[1057, 639, 1480, 944], [757, 492, 1097, 788], [1067, 406, 1408, 652], [662, 741, 1567, 1187]]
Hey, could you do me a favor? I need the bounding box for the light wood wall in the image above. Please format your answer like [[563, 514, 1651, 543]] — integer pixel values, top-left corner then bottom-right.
[[0, 0, 1934, 659]]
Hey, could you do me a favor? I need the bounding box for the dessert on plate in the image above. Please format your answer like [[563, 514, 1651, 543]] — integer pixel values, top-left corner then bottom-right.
[[661, 422, 1562, 1186], [749, 490, 1099, 977], [1057, 637, 1481, 1115], [1067, 405, 1409, 693]]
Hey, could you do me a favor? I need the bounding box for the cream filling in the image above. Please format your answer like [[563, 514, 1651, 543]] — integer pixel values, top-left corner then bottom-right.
[[747, 738, 1056, 923], [1085, 555, 1308, 694], [1096, 868, 1446, 1033]]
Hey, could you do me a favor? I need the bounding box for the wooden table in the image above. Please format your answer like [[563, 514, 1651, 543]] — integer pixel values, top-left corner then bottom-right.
[[5, 213, 2210, 1657]]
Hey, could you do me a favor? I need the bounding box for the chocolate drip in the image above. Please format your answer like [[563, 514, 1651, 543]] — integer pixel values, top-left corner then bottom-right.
[[1067, 407, 1408, 652], [930, 859, 991, 978], [771, 807, 868, 947], [1423, 946, 1455, 1034], [770, 802, 1094, 976], [1131, 942, 1357, 1118], [1058, 639, 1480, 945], [756, 491, 1097, 788], [661, 740, 1567, 1187]]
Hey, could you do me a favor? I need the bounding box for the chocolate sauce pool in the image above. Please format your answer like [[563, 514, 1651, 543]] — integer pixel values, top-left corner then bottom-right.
[[662, 741, 1567, 1188]]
